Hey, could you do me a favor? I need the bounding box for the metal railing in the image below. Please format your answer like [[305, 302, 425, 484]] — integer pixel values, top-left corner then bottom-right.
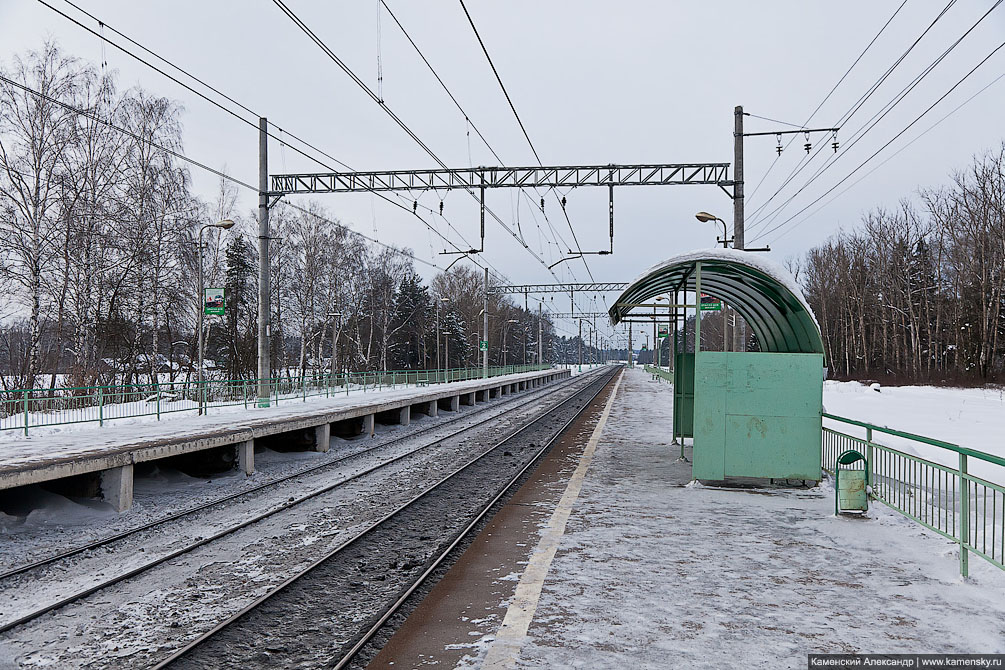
[[0, 364, 551, 435], [644, 365, 673, 384], [822, 413, 1005, 577]]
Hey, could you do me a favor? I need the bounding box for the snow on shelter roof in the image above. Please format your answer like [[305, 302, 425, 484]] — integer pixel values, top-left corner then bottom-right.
[[608, 248, 824, 354]]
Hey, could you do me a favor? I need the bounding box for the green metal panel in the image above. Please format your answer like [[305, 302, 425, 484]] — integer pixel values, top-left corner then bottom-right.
[[693, 352, 822, 481], [673, 352, 695, 438]]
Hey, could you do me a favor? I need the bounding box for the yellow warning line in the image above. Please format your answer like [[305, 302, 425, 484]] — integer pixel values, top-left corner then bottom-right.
[[478, 371, 623, 670]]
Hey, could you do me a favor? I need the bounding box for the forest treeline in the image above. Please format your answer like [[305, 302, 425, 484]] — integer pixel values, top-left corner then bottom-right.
[[0, 43, 604, 392], [799, 145, 1005, 384]]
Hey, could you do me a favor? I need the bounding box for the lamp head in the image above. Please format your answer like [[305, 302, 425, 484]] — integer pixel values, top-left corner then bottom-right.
[[695, 211, 718, 223]]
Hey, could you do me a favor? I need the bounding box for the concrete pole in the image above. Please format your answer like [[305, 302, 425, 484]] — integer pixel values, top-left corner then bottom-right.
[[197, 226, 205, 415], [733, 105, 746, 353], [578, 318, 582, 372], [482, 267, 489, 378], [628, 325, 633, 367], [257, 117, 272, 407]]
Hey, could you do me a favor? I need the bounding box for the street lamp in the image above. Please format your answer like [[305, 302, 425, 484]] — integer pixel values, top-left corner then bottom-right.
[[504, 319, 518, 367], [695, 211, 731, 248], [436, 296, 449, 381], [328, 311, 342, 383], [197, 218, 235, 415]]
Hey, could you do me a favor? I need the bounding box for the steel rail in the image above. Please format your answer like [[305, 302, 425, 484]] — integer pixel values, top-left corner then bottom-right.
[[0, 371, 599, 633], [0, 372, 579, 582], [153, 367, 620, 668], [330, 367, 620, 670]]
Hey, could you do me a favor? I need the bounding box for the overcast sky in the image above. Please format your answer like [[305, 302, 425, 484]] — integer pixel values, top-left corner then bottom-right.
[[2, 1, 1004, 337]]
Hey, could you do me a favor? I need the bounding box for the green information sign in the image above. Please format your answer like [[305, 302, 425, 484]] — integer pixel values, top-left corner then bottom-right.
[[700, 293, 721, 311], [658, 324, 669, 338], [479, 340, 488, 352], [204, 288, 225, 316]]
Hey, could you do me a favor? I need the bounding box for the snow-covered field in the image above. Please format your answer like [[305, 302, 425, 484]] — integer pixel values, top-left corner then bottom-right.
[[823, 380, 1005, 483]]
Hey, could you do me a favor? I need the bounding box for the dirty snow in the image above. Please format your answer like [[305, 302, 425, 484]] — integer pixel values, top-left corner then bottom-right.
[[455, 367, 1005, 669]]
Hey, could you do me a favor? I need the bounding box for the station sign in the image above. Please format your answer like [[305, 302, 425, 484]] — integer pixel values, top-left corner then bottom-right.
[[699, 293, 722, 311], [658, 324, 669, 339], [204, 288, 225, 315], [479, 340, 488, 351]]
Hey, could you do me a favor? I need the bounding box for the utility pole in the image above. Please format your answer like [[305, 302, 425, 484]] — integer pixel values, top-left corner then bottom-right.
[[482, 267, 489, 378], [257, 117, 271, 407], [435, 301, 440, 377], [578, 318, 582, 372], [628, 325, 632, 367], [733, 106, 745, 354]]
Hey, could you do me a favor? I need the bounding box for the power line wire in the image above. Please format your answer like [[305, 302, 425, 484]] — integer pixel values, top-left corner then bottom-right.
[[39, 0, 494, 273], [749, 0, 1000, 234], [751, 36, 1005, 243], [456, 0, 594, 281]]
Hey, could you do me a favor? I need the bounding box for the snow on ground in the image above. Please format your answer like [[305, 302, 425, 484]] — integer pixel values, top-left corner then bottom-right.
[[458, 368, 1005, 669], [0, 369, 556, 469], [823, 380, 1005, 483]]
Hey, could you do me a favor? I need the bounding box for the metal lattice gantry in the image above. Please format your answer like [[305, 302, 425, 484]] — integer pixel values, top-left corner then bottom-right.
[[488, 282, 628, 295], [271, 163, 731, 194]]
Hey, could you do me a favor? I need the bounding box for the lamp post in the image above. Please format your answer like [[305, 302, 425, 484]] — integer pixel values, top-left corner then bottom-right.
[[503, 319, 518, 367], [436, 296, 449, 381], [695, 211, 731, 248], [197, 218, 235, 415], [328, 311, 342, 384]]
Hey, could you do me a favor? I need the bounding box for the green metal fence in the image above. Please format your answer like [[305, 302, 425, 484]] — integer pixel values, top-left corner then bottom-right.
[[822, 413, 1005, 577], [0, 364, 550, 435], [644, 365, 673, 384]]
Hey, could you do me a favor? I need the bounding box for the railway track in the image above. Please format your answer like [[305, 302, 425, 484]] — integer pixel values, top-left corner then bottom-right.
[[154, 366, 621, 670], [0, 371, 582, 584], [0, 369, 608, 651]]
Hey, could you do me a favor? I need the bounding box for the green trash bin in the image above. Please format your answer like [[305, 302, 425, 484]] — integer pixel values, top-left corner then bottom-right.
[[835, 449, 868, 514]]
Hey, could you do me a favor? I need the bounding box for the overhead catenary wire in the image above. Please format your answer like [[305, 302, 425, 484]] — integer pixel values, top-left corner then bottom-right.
[[765, 66, 1005, 246], [745, 0, 945, 219], [751, 36, 1005, 244], [39, 0, 495, 273], [0, 72, 453, 275], [376, 0, 578, 266], [271, 0, 583, 292], [748, 0, 1001, 235], [456, 0, 595, 281]]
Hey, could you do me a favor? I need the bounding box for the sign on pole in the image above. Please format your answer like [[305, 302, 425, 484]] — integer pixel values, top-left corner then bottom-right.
[[204, 288, 225, 316], [658, 324, 669, 339], [479, 340, 488, 352], [700, 293, 722, 311]]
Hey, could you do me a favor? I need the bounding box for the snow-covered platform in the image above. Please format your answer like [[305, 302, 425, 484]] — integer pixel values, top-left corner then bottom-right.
[[0, 368, 568, 511], [373, 366, 1005, 668]]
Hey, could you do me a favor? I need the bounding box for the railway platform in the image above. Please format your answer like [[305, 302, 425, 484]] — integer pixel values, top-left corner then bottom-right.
[[370, 366, 1005, 669], [0, 368, 567, 512]]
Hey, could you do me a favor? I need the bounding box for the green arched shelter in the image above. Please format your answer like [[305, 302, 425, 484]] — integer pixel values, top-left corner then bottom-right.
[[610, 250, 824, 482]]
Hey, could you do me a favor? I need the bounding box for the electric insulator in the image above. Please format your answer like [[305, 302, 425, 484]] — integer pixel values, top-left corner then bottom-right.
[[412, 200, 417, 213], [439, 201, 444, 215], [832, 141, 839, 153], [776, 145, 784, 156], [775, 133, 783, 156], [561, 196, 567, 208], [804, 142, 812, 154], [540, 197, 545, 210]]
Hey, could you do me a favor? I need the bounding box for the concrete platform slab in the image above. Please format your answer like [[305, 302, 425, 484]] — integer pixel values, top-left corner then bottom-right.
[[0, 369, 568, 501]]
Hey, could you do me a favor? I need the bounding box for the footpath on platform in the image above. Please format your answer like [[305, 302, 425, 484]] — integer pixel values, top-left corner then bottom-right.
[[0, 368, 568, 511], [374, 366, 1005, 669]]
